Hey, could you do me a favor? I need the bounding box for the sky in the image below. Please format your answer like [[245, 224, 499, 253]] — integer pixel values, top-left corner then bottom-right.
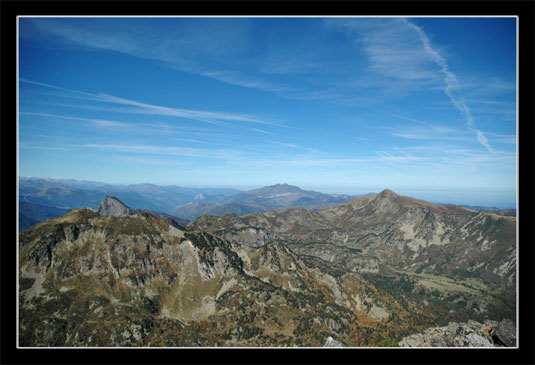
[[18, 17, 517, 207]]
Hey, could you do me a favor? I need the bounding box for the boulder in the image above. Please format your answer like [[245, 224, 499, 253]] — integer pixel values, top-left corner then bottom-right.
[[491, 319, 516, 347]]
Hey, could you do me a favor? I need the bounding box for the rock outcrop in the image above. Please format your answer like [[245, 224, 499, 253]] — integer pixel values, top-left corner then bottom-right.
[[324, 336, 347, 347], [97, 196, 135, 216], [399, 319, 516, 347]]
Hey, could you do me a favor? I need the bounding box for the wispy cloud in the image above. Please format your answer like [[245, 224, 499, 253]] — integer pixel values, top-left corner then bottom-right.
[[23, 18, 295, 99], [21, 18, 435, 107], [393, 145, 476, 155], [402, 19, 495, 155], [391, 125, 473, 142], [22, 19, 189, 68], [20, 112, 133, 129], [83, 143, 243, 160], [392, 144, 515, 166], [325, 18, 442, 83], [269, 141, 321, 154], [19, 141, 75, 151], [382, 111, 429, 126], [20, 78, 97, 99], [488, 134, 516, 144], [121, 157, 187, 166], [20, 111, 232, 140], [243, 151, 427, 169], [199, 70, 293, 95], [95, 93, 279, 126], [84, 143, 418, 170], [20, 79, 280, 133], [173, 137, 219, 145], [326, 18, 498, 154]]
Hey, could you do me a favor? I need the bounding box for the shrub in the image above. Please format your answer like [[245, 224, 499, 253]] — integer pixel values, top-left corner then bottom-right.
[[376, 338, 399, 347]]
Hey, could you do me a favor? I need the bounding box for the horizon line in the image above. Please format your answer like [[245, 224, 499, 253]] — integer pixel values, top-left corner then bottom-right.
[[18, 176, 517, 209]]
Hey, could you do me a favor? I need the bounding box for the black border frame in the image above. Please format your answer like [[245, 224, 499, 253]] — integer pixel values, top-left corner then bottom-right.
[[2, 1, 534, 364]]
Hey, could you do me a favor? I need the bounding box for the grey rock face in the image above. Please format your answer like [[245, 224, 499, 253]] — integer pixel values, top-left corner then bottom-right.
[[491, 319, 516, 347], [324, 336, 346, 347], [97, 196, 135, 216], [400, 319, 516, 347], [218, 227, 274, 248]]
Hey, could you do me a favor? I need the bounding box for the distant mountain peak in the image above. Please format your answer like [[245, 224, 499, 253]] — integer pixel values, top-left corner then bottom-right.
[[97, 196, 135, 216], [375, 189, 398, 198], [131, 183, 157, 187], [261, 183, 302, 193]]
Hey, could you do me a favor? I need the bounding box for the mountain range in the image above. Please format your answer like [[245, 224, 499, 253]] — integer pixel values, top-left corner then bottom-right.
[[172, 183, 367, 219], [19, 177, 241, 214], [19, 178, 366, 230], [20, 178, 514, 233], [18, 189, 516, 347]]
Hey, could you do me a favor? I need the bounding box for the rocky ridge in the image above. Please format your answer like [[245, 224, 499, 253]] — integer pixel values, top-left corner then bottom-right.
[[20, 202, 431, 346], [189, 189, 516, 291], [96, 195, 188, 228], [18, 192, 516, 347], [189, 189, 516, 327]]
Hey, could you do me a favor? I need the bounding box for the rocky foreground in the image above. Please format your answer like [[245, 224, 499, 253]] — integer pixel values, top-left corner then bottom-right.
[[399, 319, 516, 347]]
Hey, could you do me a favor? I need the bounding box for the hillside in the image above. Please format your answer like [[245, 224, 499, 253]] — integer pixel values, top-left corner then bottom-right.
[[190, 189, 516, 320], [19, 207, 439, 347], [172, 202, 266, 220], [19, 202, 70, 232], [18, 191, 516, 347]]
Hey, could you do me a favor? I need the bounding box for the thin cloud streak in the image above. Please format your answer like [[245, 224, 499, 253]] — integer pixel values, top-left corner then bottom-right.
[[249, 153, 427, 169], [383, 112, 430, 126], [269, 141, 322, 154], [200, 70, 293, 95], [20, 79, 281, 133], [20, 112, 133, 129], [402, 19, 495, 155], [20, 111, 220, 138], [96, 93, 280, 127], [24, 19, 295, 102], [327, 18, 498, 154], [84, 143, 200, 156], [121, 157, 187, 166]]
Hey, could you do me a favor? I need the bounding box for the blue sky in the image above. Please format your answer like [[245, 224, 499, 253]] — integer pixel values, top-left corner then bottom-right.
[[18, 17, 517, 207]]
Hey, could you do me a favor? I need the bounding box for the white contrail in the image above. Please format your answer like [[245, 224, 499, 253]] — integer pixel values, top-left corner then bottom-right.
[[403, 19, 495, 155]]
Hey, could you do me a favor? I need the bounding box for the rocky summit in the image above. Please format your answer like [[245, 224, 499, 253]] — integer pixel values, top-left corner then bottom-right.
[[97, 196, 135, 216], [18, 191, 516, 347]]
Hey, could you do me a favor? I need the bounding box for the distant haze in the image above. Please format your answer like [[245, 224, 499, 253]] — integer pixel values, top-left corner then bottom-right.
[[19, 177, 516, 209], [309, 186, 515, 209]]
